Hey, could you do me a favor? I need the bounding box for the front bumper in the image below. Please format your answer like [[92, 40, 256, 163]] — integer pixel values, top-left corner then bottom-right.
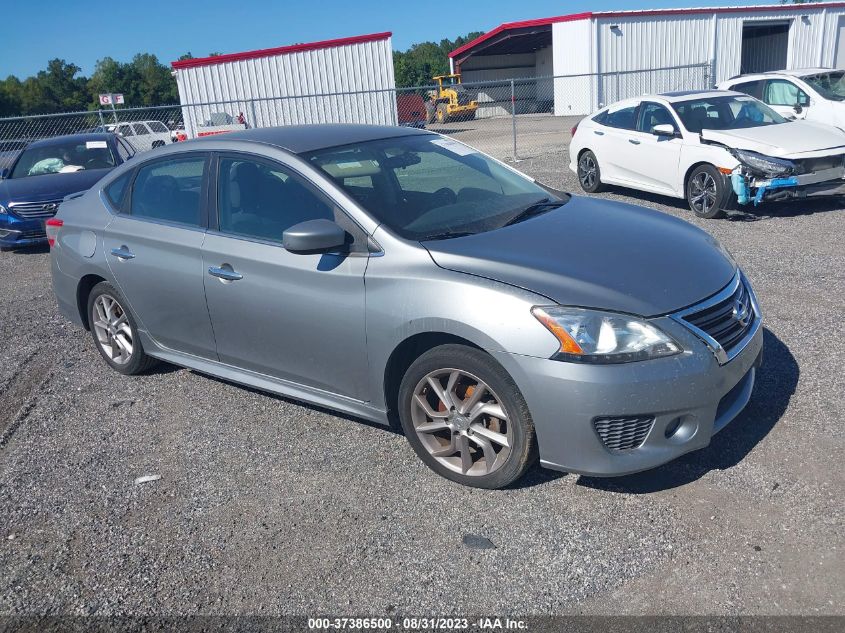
[[0, 215, 47, 249], [493, 315, 764, 477], [732, 165, 845, 205]]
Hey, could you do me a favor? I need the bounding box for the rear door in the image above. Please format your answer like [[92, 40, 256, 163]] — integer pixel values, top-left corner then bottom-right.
[[103, 153, 217, 359], [597, 101, 642, 184], [201, 153, 370, 400]]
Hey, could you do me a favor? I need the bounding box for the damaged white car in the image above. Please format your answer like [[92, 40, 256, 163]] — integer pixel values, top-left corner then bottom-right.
[[569, 90, 845, 218]]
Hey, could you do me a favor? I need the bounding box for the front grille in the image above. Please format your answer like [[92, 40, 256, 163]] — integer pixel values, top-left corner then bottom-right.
[[795, 154, 844, 175], [678, 276, 756, 362], [593, 416, 654, 451], [18, 228, 46, 240], [8, 200, 62, 219]]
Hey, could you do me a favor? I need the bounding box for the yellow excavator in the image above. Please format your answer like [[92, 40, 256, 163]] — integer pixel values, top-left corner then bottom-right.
[[425, 74, 478, 124]]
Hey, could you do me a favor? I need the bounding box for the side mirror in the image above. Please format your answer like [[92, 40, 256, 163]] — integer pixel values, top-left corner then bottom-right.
[[0, 168, 8, 179], [651, 123, 677, 137], [793, 104, 803, 114], [283, 219, 347, 254]]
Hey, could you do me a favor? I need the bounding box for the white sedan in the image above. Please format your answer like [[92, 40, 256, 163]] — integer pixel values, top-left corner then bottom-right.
[[569, 90, 845, 218]]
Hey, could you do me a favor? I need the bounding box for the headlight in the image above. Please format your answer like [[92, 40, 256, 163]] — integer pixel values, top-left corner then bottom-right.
[[733, 149, 794, 177], [532, 306, 681, 363]]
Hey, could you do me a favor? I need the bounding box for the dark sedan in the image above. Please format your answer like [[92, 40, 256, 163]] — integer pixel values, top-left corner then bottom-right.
[[0, 133, 135, 250]]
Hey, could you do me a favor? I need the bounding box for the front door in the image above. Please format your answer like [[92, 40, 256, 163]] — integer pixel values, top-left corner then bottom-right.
[[104, 153, 217, 359], [624, 101, 684, 195], [202, 154, 370, 400], [763, 79, 810, 120]]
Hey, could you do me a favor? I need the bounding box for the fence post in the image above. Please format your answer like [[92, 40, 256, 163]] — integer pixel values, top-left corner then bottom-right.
[[97, 109, 105, 131], [511, 78, 517, 161], [249, 99, 258, 129]]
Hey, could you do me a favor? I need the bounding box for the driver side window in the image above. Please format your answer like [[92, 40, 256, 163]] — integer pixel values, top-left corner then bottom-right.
[[764, 80, 809, 106], [637, 103, 676, 133], [217, 156, 365, 250]]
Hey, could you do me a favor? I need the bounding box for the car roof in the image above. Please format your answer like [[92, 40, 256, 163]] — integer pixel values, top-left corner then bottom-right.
[[206, 124, 434, 154], [657, 90, 741, 102], [25, 132, 115, 149], [723, 68, 837, 82]]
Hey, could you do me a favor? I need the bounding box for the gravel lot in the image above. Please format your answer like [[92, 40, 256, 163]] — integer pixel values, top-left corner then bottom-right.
[[0, 130, 843, 618]]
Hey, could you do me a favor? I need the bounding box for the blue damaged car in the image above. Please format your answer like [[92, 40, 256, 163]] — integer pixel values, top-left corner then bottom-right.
[[0, 133, 135, 250]]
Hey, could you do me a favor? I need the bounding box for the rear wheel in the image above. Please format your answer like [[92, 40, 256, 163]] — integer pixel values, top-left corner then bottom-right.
[[687, 164, 728, 219], [398, 344, 537, 489], [425, 102, 436, 124], [87, 282, 158, 375], [577, 150, 605, 193], [436, 103, 449, 124]]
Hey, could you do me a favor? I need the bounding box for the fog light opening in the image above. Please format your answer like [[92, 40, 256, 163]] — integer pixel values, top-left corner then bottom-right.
[[665, 417, 683, 439]]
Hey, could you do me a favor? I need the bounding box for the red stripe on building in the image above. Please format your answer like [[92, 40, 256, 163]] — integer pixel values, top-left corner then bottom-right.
[[172, 32, 392, 69]]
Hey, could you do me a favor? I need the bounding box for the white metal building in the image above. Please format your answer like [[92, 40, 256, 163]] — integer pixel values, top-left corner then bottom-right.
[[449, 3, 845, 116], [171, 32, 396, 137]]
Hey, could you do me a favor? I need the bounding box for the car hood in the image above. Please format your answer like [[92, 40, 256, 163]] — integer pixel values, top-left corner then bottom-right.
[[700, 121, 845, 159], [0, 168, 111, 204], [422, 196, 736, 317]]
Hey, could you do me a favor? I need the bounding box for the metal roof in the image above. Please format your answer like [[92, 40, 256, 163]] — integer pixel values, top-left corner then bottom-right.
[[171, 32, 392, 70], [189, 124, 432, 154], [450, 2, 845, 60]]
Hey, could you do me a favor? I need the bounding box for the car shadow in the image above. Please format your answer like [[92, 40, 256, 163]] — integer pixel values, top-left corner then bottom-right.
[[4, 244, 49, 255], [576, 328, 797, 494], [600, 185, 844, 220]]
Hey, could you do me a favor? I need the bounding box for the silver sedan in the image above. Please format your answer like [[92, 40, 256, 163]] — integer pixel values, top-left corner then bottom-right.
[[48, 125, 763, 488]]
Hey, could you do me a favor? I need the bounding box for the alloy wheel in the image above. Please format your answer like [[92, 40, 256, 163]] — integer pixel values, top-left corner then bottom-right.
[[578, 155, 598, 189], [689, 172, 718, 214], [92, 294, 134, 365], [410, 368, 512, 476]]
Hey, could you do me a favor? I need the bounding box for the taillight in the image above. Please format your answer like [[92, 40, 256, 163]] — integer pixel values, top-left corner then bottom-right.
[[570, 122, 579, 136], [45, 218, 63, 247]]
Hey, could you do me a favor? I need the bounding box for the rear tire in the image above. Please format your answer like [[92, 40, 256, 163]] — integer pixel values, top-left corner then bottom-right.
[[425, 103, 436, 124], [398, 344, 538, 489], [87, 282, 159, 375], [577, 150, 605, 193], [686, 164, 728, 219], [436, 103, 449, 124]]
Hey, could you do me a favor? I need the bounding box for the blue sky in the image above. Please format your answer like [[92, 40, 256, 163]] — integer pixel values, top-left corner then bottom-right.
[[2, 0, 776, 78]]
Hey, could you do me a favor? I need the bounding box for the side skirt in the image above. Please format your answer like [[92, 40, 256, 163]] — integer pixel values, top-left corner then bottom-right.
[[138, 331, 389, 426]]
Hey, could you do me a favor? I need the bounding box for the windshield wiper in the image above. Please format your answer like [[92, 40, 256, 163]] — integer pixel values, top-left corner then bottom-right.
[[501, 198, 566, 227], [423, 230, 476, 241]]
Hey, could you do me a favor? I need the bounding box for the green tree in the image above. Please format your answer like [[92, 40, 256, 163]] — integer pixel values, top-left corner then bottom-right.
[[393, 32, 484, 87]]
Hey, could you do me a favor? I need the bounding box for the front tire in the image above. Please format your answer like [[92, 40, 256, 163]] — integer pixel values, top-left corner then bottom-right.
[[577, 150, 605, 193], [398, 344, 538, 489], [87, 282, 158, 375], [687, 164, 729, 219]]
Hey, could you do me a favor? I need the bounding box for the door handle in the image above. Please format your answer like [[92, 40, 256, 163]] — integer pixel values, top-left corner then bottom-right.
[[208, 265, 243, 282], [593, 130, 605, 136], [110, 246, 135, 260], [628, 139, 641, 145]]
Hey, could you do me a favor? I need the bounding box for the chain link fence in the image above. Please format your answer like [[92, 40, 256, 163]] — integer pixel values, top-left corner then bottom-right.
[[0, 63, 710, 172]]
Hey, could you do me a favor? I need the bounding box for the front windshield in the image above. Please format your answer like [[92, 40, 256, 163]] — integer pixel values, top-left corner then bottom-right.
[[10, 139, 115, 178], [672, 95, 786, 133], [801, 71, 845, 101], [303, 135, 567, 240]]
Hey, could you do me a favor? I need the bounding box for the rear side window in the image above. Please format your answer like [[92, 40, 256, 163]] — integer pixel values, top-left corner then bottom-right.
[[132, 123, 150, 136], [148, 121, 169, 133], [603, 104, 639, 130], [130, 156, 205, 226], [730, 80, 765, 100], [105, 171, 132, 209]]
